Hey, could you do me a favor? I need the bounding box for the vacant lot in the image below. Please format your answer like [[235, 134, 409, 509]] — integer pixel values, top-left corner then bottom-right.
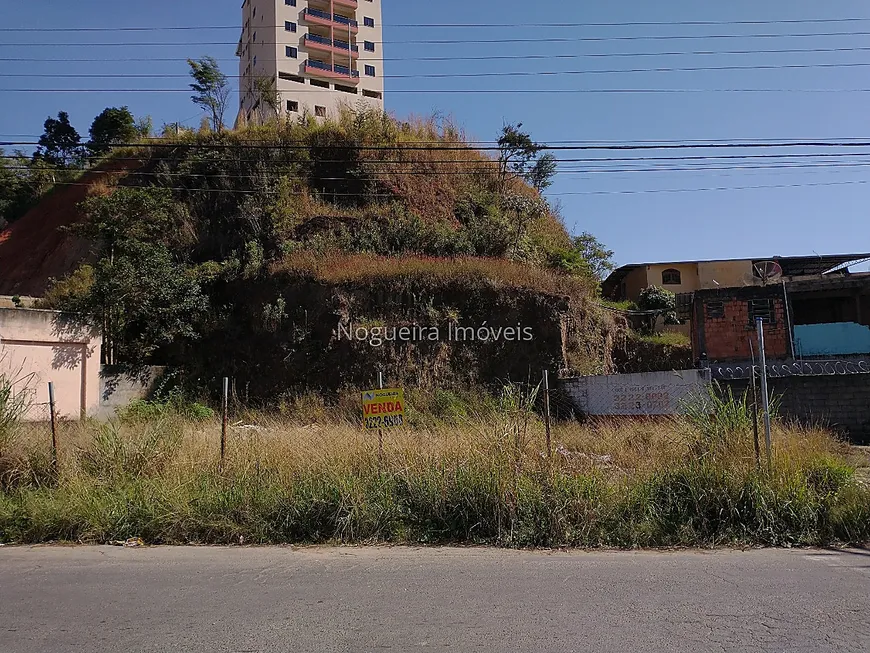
[[1, 389, 869, 547]]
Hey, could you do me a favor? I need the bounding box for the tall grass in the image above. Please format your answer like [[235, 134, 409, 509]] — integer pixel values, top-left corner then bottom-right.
[[0, 387, 867, 547]]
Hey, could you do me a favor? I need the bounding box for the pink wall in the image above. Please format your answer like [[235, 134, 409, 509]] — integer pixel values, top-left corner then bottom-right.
[[0, 308, 101, 420]]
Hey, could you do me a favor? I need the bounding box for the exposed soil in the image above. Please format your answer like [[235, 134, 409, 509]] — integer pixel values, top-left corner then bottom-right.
[[0, 159, 139, 296]]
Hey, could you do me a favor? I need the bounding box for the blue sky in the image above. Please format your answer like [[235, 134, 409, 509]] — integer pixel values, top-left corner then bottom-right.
[[2, 0, 869, 270]]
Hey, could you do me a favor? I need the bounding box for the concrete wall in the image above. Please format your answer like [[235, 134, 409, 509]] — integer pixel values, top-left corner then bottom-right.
[[697, 260, 754, 289], [96, 367, 164, 419], [723, 375, 870, 445], [0, 308, 101, 420], [563, 369, 711, 416]]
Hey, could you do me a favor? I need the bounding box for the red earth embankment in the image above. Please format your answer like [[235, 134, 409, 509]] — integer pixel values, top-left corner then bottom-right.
[[0, 160, 139, 297]]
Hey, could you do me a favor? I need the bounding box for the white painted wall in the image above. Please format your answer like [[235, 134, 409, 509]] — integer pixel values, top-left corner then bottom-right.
[[563, 369, 711, 416]]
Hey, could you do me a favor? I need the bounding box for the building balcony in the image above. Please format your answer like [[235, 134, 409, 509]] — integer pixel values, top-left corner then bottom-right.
[[333, 0, 359, 9], [333, 38, 360, 59], [303, 34, 359, 59], [305, 59, 360, 83], [302, 8, 359, 34]]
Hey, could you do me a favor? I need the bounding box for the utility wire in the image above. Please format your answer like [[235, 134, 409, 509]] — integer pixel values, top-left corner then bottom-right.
[[9, 151, 870, 166], [8, 45, 870, 63], [9, 60, 870, 79], [5, 18, 870, 31], [10, 30, 870, 46], [10, 139, 870, 151], [11, 177, 870, 197], [6, 87, 870, 94]]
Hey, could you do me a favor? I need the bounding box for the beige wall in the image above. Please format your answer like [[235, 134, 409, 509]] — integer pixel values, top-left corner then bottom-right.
[[697, 260, 754, 290], [0, 308, 101, 421], [622, 268, 650, 303], [239, 0, 385, 124], [645, 263, 701, 296]]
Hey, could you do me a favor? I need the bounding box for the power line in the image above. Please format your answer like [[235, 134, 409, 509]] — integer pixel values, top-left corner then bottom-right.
[[8, 151, 870, 166], [7, 87, 870, 94], [5, 18, 870, 32], [16, 44, 870, 65], [8, 162, 870, 178], [9, 30, 870, 47], [9, 60, 870, 80], [9, 139, 870, 151], [12, 176, 870, 197], [7, 45, 870, 63]]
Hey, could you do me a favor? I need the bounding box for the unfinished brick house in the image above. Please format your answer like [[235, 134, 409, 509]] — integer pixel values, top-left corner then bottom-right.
[[692, 275, 870, 365]]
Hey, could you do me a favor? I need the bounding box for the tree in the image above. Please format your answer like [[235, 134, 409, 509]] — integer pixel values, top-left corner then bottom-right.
[[0, 151, 22, 229], [188, 56, 230, 132], [572, 232, 615, 280], [253, 76, 280, 122], [88, 106, 138, 154], [135, 115, 154, 138], [58, 187, 203, 366], [73, 186, 192, 262], [0, 150, 59, 228], [37, 111, 82, 167], [496, 123, 557, 194], [528, 153, 558, 192], [637, 285, 679, 332], [71, 241, 208, 366], [501, 194, 548, 259]]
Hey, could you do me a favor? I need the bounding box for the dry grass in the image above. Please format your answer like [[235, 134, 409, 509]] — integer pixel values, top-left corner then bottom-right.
[[1, 402, 867, 548], [272, 252, 595, 298]]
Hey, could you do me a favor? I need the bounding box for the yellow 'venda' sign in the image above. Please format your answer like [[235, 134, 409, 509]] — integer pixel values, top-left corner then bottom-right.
[[362, 388, 405, 430]]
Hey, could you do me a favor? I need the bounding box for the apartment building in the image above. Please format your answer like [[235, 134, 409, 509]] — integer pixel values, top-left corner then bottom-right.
[[237, 0, 384, 123]]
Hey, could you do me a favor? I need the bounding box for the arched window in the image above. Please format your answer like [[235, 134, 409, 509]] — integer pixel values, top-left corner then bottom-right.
[[662, 269, 682, 285]]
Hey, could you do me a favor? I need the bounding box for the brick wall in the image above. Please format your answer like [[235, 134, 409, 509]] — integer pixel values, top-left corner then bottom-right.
[[697, 296, 791, 362], [723, 375, 870, 445]]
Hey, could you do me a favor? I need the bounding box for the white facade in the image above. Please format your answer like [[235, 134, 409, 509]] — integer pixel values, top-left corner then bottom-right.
[[238, 0, 385, 123]]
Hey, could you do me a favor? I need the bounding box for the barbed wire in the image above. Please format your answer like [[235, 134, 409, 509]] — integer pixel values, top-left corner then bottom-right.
[[710, 360, 870, 379]]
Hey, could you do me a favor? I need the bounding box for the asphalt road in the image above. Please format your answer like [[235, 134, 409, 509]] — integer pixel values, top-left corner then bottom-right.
[[0, 546, 868, 653]]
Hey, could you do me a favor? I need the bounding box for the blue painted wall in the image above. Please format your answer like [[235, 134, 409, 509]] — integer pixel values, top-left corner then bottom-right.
[[794, 323, 870, 357]]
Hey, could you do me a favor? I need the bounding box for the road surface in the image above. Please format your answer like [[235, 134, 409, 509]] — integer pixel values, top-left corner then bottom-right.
[[0, 546, 868, 652]]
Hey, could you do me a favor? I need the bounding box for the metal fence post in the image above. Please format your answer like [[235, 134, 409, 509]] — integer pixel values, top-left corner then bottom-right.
[[543, 370, 552, 458], [377, 371, 384, 465], [220, 377, 229, 469], [756, 318, 773, 474], [48, 382, 58, 473]]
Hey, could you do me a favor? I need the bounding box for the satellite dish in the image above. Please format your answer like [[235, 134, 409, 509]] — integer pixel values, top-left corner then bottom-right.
[[752, 261, 783, 285], [742, 272, 760, 287]]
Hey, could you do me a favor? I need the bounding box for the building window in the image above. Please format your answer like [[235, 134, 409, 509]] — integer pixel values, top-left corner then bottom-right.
[[285, 0, 296, 5], [253, 55, 257, 67], [279, 72, 305, 83], [252, 32, 256, 42], [748, 299, 776, 325], [315, 105, 327, 117], [287, 100, 299, 112], [286, 46, 297, 58], [705, 301, 725, 319], [662, 269, 682, 285], [364, 41, 375, 52], [364, 17, 375, 27], [364, 65, 376, 77], [285, 21, 297, 32], [362, 89, 382, 99]]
